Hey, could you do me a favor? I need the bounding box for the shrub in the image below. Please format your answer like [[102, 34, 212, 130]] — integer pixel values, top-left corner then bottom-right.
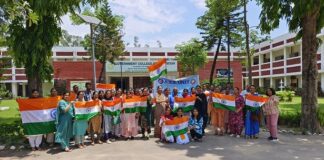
[[278, 111, 301, 127], [0, 120, 25, 145], [0, 87, 12, 99], [276, 90, 295, 102], [257, 87, 266, 95]]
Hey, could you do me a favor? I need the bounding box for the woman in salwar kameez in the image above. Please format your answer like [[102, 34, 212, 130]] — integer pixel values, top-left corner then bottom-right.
[[154, 86, 168, 138], [121, 90, 139, 140], [244, 85, 260, 139], [229, 87, 245, 138], [73, 91, 88, 149], [209, 86, 225, 135], [55, 92, 74, 152], [88, 91, 103, 145]]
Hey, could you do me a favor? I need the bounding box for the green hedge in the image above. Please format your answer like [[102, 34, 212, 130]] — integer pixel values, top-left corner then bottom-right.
[[277, 90, 295, 102]]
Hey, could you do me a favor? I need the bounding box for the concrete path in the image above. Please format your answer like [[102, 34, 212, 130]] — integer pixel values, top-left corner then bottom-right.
[[1, 129, 324, 160]]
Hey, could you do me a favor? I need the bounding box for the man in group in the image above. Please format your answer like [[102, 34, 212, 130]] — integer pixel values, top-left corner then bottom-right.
[[194, 85, 208, 135], [84, 82, 93, 101]]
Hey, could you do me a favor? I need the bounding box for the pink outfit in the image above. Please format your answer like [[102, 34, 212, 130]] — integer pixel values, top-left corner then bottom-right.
[[263, 95, 280, 138], [121, 113, 138, 137], [266, 113, 279, 138]]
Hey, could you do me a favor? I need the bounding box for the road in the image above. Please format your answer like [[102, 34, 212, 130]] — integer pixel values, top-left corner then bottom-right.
[[1, 128, 324, 160]]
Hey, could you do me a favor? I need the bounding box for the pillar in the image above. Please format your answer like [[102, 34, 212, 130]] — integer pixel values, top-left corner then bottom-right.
[[284, 47, 287, 74], [22, 83, 26, 97], [11, 83, 17, 98], [129, 76, 133, 88], [270, 77, 274, 88], [284, 76, 287, 87], [259, 78, 263, 88]]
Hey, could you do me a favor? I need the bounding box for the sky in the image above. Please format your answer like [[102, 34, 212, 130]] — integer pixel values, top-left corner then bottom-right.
[[60, 0, 289, 47]]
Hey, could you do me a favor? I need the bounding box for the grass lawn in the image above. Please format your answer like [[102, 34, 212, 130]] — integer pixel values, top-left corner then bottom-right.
[[0, 99, 20, 124], [279, 96, 324, 113]]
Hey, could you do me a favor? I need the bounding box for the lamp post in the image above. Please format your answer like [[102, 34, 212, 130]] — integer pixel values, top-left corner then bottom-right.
[[77, 14, 105, 90]]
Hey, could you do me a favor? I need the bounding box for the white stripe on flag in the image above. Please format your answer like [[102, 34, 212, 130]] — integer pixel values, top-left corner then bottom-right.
[[75, 106, 101, 114], [20, 108, 56, 123]]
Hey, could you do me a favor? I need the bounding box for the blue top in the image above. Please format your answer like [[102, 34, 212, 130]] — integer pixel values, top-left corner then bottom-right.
[[169, 95, 175, 110], [189, 116, 203, 135]]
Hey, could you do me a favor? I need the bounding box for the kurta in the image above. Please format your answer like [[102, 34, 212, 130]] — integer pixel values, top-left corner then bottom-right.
[[244, 93, 260, 137], [229, 95, 245, 135], [55, 100, 74, 149], [73, 120, 88, 136], [154, 93, 167, 138]]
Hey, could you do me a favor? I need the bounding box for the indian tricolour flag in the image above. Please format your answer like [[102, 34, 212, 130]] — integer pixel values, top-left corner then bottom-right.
[[17, 97, 60, 135], [147, 58, 167, 81], [103, 99, 122, 116], [164, 116, 189, 140], [74, 100, 101, 120], [245, 94, 268, 111], [96, 83, 116, 91], [212, 93, 236, 111], [173, 96, 196, 113], [123, 97, 147, 113]]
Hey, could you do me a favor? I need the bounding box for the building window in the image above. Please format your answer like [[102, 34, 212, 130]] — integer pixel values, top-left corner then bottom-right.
[[253, 57, 259, 65], [274, 55, 284, 61], [263, 54, 270, 63]]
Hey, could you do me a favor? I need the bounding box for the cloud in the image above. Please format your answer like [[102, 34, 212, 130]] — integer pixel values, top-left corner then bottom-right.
[[190, 0, 207, 10], [110, 0, 185, 36]]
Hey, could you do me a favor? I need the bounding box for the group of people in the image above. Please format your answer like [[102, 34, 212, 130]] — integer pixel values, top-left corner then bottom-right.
[[25, 82, 280, 152]]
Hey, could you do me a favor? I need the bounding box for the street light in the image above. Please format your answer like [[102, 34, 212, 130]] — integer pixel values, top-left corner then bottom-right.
[[77, 14, 106, 90]]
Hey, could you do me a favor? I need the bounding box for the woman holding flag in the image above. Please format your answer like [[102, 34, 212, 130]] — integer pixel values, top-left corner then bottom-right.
[[102, 90, 114, 143], [88, 92, 103, 145], [55, 92, 75, 152], [229, 87, 245, 138], [27, 89, 44, 151], [244, 85, 261, 139], [73, 91, 88, 149]]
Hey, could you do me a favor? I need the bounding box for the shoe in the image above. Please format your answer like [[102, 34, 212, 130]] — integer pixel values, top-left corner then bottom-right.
[[130, 136, 135, 140], [229, 134, 234, 137], [267, 136, 273, 140], [236, 135, 240, 138], [106, 140, 112, 144], [271, 138, 279, 142]]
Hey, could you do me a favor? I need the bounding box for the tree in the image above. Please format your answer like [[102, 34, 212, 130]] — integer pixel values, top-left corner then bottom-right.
[[6, 0, 102, 96], [134, 36, 140, 47], [72, 0, 125, 83], [59, 29, 83, 47], [257, 0, 324, 133], [196, 0, 243, 84], [175, 38, 208, 76], [242, 0, 252, 85]]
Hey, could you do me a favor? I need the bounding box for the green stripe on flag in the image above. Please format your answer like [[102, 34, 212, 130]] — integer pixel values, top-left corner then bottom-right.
[[150, 69, 167, 82], [75, 112, 99, 120], [23, 121, 56, 135], [124, 107, 146, 113], [213, 103, 236, 111], [173, 105, 194, 113], [244, 105, 260, 111], [104, 110, 121, 116], [165, 127, 188, 137]]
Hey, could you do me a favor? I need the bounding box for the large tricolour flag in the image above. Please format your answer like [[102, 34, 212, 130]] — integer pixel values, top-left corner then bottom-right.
[[123, 97, 147, 113], [147, 58, 167, 81], [102, 99, 122, 116], [245, 94, 268, 111], [212, 93, 236, 111], [164, 116, 189, 140], [96, 83, 116, 91], [74, 100, 101, 120], [17, 97, 60, 135], [173, 96, 196, 112]]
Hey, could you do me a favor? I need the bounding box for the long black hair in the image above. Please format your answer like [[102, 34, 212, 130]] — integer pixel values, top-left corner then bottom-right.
[[191, 108, 201, 120]]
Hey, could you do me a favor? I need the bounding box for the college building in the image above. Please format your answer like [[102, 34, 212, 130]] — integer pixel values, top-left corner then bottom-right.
[[242, 29, 324, 93], [0, 47, 243, 97]]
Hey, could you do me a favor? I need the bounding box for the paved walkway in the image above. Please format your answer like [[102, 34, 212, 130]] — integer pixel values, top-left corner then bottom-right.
[[1, 129, 324, 160]]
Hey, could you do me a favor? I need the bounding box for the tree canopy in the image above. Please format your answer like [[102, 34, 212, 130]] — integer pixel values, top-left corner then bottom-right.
[[175, 38, 208, 76]]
